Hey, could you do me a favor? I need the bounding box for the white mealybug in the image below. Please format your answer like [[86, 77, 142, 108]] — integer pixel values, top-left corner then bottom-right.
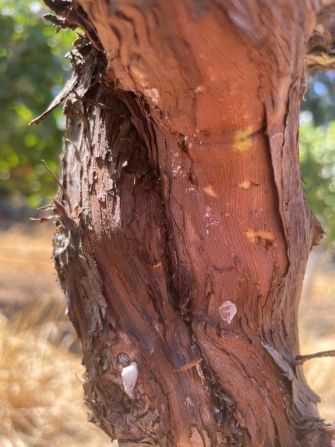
[[121, 362, 138, 398]]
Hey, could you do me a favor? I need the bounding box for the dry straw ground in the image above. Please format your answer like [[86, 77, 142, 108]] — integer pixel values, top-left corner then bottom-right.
[[0, 223, 334, 446], [0, 224, 111, 447]]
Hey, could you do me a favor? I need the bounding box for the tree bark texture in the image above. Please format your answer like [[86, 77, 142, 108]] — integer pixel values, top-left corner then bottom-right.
[[48, 0, 335, 446]]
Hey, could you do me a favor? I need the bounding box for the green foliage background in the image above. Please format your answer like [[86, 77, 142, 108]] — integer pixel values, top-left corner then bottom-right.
[[300, 117, 335, 244], [0, 0, 75, 207], [0, 0, 334, 244], [300, 71, 335, 245]]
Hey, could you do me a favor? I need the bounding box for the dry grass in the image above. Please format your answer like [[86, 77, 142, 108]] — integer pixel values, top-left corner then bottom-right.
[[0, 223, 111, 447], [300, 249, 335, 423], [0, 223, 334, 446], [0, 310, 110, 447]]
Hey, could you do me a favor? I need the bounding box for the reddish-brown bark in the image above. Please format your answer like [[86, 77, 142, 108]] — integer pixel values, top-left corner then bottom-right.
[[45, 0, 335, 445]]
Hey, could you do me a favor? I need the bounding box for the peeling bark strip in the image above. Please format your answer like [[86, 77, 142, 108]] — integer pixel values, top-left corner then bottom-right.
[[45, 0, 335, 446]]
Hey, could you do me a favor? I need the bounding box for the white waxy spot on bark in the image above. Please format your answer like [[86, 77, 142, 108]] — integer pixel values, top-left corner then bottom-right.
[[186, 187, 196, 194], [185, 396, 194, 408], [205, 206, 220, 233], [195, 85, 205, 93], [172, 152, 184, 176], [219, 300, 237, 324], [144, 88, 160, 106], [121, 362, 138, 398]]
